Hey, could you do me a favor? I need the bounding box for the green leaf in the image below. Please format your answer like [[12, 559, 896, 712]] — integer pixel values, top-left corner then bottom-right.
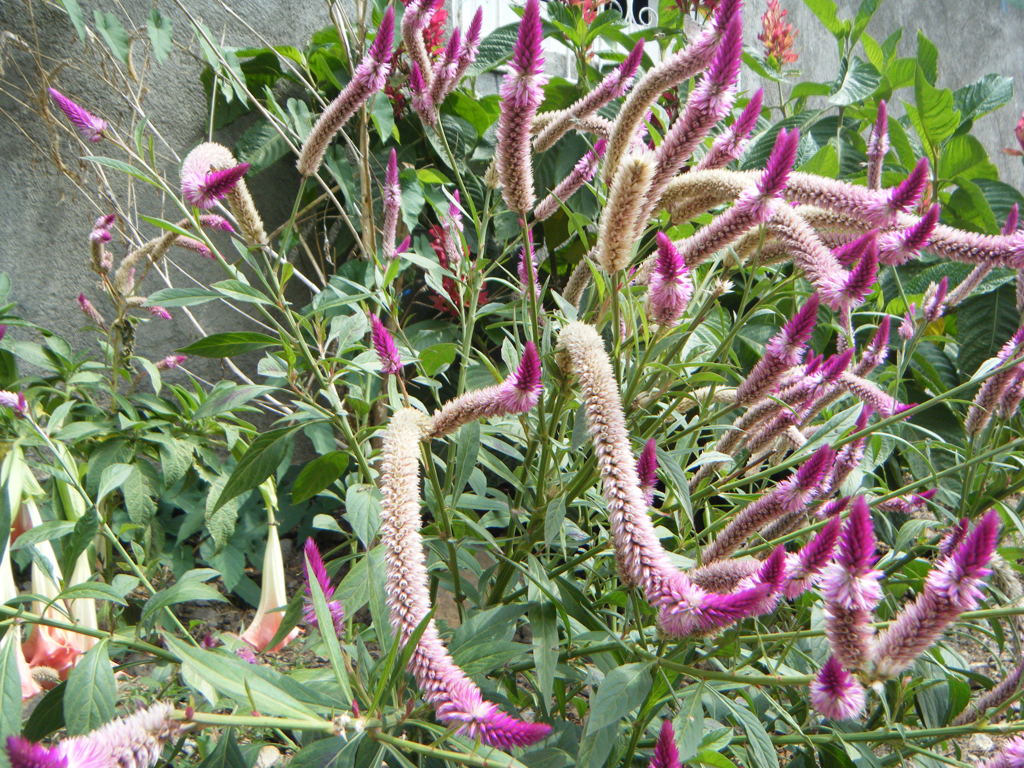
[[236, 119, 290, 174], [145, 287, 221, 307], [206, 474, 243, 551], [194, 383, 274, 420], [58, 0, 86, 40], [908, 67, 960, 149], [58, 581, 128, 605], [916, 30, 938, 85], [675, 686, 705, 762], [954, 74, 1014, 128], [288, 735, 366, 768], [343, 484, 381, 548], [214, 427, 296, 513], [210, 279, 275, 306], [146, 9, 173, 63], [938, 135, 997, 182], [59, 509, 99, 580], [468, 24, 519, 75], [292, 452, 349, 504], [197, 728, 249, 768], [368, 93, 395, 142], [714, 691, 779, 768], [419, 342, 457, 375], [163, 634, 318, 719], [957, 283, 1020, 377], [0, 634, 23, 759], [93, 11, 130, 64], [141, 569, 227, 628], [63, 640, 116, 735], [578, 662, 652, 766], [829, 57, 880, 106], [803, 0, 846, 37], [97, 462, 133, 502], [179, 332, 281, 358], [82, 156, 159, 186]]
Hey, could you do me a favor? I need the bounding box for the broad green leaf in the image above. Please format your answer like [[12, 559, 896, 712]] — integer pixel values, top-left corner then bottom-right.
[[214, 427, 296, 513], [288, 735, 366, 768], [292, 452, 349, 504], [938, 135, 997, 182], [64, 640, 116, 735], [82, 156, 159, 186], [344, 484, 381, 547], [467, 23, 519, 75], [211, 279, 274, 305], [236, 119, 290, 174], [58, 581, 128, 605], [916, 30, 938, 84], [97, 463, 133, 502], [715, 691, 779, 768], [59, 509, 99, 580], [197, 728, 249, 768], [803, 0, 846, 37], [851, 0, 880, 43], [0, 634, 23, 761], [93, 11, 130, 64], [179, 332, 281, 358], [145, 287, 221, 307], [419, 342, 456, 375], [369, 93, 395, 142], [957, 283, 1020, 377], [206, 474, 244, 551], [146, 9, 173, 63], [193, 383, 275, 420], [578, 662, 652, 766], [829, 57, 880, 106], [141, 569, 226, 628], [954, 74, 1014, 128], [58, 0, 86, 40], [675, 686, 705, 762], [908, 68, 960, 149]]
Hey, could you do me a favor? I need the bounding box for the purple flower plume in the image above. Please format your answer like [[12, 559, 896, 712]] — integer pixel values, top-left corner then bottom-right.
[[48, 87, 106, 142], [498, 341, 542, 412], [198, 214, 235, 233], [810, 656, 866, 720], [855, 316, 891, 376], [698, 88, 764, 171], [866, 100, 888, 190], [1005, 203, 1020, 235], [0, 391, 27, 416], [181, 158, 251, 210], [649, 719, 682, 768], [966, 326, 1024, 434], [879, 204, 939, 265], [839, 231, 880, 306], [534, 139, 606, 220], [757, 127, 800, 200], [382, 148, 401, 259], [452, 8, 484, 84], [495, 0, 546, 212], [735, 294, 819, 404], [784, 516, 842, 598], [885, 158, 930, 217], [980, 736, 1024, 768], [370, 314, 403, 375], [922, 276, 949, 322], [637, 439, 658, 506], [647, 232, 693, 327], [872, 511, 1000, 677], [303, 539, 345, 634]]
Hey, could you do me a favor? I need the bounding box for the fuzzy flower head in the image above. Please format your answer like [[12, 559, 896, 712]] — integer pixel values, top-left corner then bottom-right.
[[370, 314, 403, 375], [810, 656, 866, 720], [821, 497, 882, 610], [637, 438, 658, 506], [0, 391, 27, 416], [767, 294, 820, 359], [928, 509, 999, 609], [867, 100, 889, 159], [756, 127, 800, 201], [647, 232, 693, 327], [1004, 203, 1020, 235], [758, 0, 797, 65], [76, 293, 106, 328], [147, 306, 172, 320], [156, 354, 186, 370], [879, 204, 940, 265], [981, 736, 1024, 768], [496, 341, 542, 412], [784, 515, 842, 598], [922, 276, 949, 323], [181, 143, 251, 210], [303, 539, 345, 634], [48, 87, 106, 142], [649, 719, 682, 768]]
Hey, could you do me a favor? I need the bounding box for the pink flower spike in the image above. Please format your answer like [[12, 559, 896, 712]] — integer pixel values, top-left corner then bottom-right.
[[370, 314, 403, 375], [879, 204, 939, 265], [198, 214, 235, 233], [647, 232, 693, 327], [980, 736, 1024, 768], [303, 539, 345, 634], [1004, 203, 1020, 235], [834, 229, 879, 268], [857, 316, 891, 374], [156, 355, 187, 370], [810, 656, 866, 720], [886, 158, 930, 216], [637, 438, 658, 505], [784, 516, 842, 598], [837, 497, 878, 579], [940, 510, 1000, 604], [182, 163, 250, 210], [840, 233, 880, 306], [497, 341, 542, 412], [47, 87, 106, 142], [147, 306, 172, 320], [368, 5, 396, 65], [649, 719, 682, 768], [821, 349, 854, 381], [757, 128, 800, 199], [771, 294, 820, 357], [517, 245, 541, 299], [395, 235, 412, 255], [698, 89, 763, 171], [794, 444, 836, 493], [77, 293, 106, 328], [866, 100, 888, 190], [0, 391, 27, 416], [922, 276, 949, 322], [6, 737, 65, 768], [175, 236, 213, 258]]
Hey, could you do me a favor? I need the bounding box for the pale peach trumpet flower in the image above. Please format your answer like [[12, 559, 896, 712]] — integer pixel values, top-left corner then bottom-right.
[[240, 519, 300, 653], [0, 538, 43, 699]]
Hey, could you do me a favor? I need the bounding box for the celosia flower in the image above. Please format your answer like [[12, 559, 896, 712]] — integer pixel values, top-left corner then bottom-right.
[[382, 148, 401, 259], [174, 236, 213, 258], [147, 306, 172, 320], [76, 293, 106, 328], [1005, 202, 1020, 234], [6, 701, 180, 768], [837, 231, 879, 307], [451, 8, 484, 85], [380, 409, 551, 747], [596, 152, 655, 272], [810, 656, 866, 720], [854, 316, 891, 376], [180, 142, 266, 245], [495, 0, 546, 213], [517, 241, 541, 299], [47, 87, 106, 142], [647, 232, 693, 327], [829, 407, 872, 490], [534, 139, 607, 221], [426, 28, 462, 118], [838, 372, 912, 418], [370, 314, 403, 375], [981, 736, 1024, 768], [784, 516, 841, 598], [534, 39, 645, 152], [297, 7, 394, 176], [875, 489, 936, 516], [879, 204, 939, 265], [701, 444, 834, 563], [402, 0, 441, 91], [198, 214, 235, 232], [965, 326, 1024, 434], [0, 391, 27, 416], [302, 539, 345, 634], [922, 277, 948, 322], [156, 354, 187, 370], [758, 0, 797, 65], [822, 496, 881, 671], [428, 342, 542, 437], [240, 523, 301, 652], [866, 100, 888, 190], [697, 88, 763, 171], [649, 719, 682, 768], [1016, 113, 1024, 154], [409, 63, 433, 122], [637, 439, 658, 506], [872, 511, 999, 678], [180, 160, 250, 210], [734, 295, 819, 405]]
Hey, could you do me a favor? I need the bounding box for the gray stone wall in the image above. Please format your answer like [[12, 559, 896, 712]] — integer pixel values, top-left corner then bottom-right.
[[1, 0, 1023, 363]]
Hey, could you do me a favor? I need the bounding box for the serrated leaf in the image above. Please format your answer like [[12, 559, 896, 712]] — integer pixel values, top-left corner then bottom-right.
[[63, 640, 116, 735], [146, 9, 173, 63], [235, 119, 290, 174], [467, 23, 519, 76], [205, 474, 243, 551], [97, 463, 132, 502], [954, 73, 1013, 128]]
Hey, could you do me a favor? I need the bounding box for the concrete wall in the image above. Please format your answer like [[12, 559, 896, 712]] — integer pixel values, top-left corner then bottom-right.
[[1, 0, 1023, 365]]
